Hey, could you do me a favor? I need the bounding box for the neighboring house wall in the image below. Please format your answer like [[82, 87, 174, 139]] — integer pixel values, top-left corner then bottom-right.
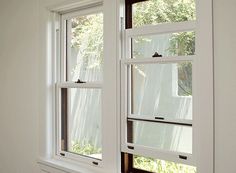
[[0, 0, 235, 173]]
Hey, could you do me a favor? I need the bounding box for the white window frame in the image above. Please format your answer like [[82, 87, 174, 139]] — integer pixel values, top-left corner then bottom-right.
[[55, 4, 104, 167], [120, 0, 214, 172], [43, 1, 120, 172]]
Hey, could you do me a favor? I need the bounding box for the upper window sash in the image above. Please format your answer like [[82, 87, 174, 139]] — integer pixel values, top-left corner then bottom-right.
[[124, 21, 196, 60], [60, 5, 103, 83]]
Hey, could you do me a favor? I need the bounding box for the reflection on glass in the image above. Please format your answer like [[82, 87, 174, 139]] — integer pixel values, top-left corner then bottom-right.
[[128, 120, 192, 154], [132, 0, 196, 28], [61, 88, 102, 159], [132, 32, 195, 58], [131, 62, 192, 120], [133, 155, 196, 173], [67, 13, 103, 82]]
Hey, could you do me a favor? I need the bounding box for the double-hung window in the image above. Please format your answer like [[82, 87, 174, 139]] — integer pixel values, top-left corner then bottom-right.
[[56, 5, 103, 165], [49, 0, 213, 172], [121, 0, 200, 172]]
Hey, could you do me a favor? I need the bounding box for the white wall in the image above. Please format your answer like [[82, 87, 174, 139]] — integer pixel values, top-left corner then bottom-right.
[[214, 0, 236, 172], [0, 0, 236, 172], [0, 0, 40, 172]]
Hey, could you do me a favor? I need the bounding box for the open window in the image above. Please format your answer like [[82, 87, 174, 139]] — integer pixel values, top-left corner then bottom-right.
[[121, 0, 197, 172], [56, 6, 103, 165]]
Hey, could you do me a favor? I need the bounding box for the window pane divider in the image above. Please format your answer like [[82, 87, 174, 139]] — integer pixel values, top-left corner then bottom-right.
[[121, 143, 194, 166], [121, 55, 195, 64], [125, 21, 196, 37], [57, 82, 103, 88], [127, 115, 192, 126]]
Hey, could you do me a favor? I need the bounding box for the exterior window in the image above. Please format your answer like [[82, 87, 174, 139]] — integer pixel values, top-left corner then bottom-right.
[[57, 7, 103, 164], [121, 0, 196, 172]]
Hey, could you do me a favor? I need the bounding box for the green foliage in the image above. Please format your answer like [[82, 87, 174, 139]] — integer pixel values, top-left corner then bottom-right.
[[71, 13, 103, 70], [133, 0, 196, 27], [134, 156, 197, 173], [71, 141, 101, 156], [168, 32, 195, 56]]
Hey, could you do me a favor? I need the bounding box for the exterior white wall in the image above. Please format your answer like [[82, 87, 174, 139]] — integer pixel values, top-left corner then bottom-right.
[[0, 0, 235, 173]]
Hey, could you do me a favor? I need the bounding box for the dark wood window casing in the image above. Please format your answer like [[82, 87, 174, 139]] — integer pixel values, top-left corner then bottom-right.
[[121, 153, 153, 173], [125, 0, 148, 29], [122, 1, 152, 173]]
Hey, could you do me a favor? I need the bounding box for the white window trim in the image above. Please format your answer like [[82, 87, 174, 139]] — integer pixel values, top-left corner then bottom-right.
[[195, 0, 214, 172]]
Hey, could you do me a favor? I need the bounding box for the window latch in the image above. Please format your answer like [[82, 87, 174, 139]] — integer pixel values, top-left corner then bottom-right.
[[152, 52, 162, 57], [60, 153, 65, 156], [92, 161, 99, 165], [128, 146, 134, 150], [75, 79, 86, 83], [179, 155, 187, 160], [155, 116, 165, 120]]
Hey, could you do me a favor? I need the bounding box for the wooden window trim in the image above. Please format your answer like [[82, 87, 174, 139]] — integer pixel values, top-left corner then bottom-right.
[[123, 1, 152, 172], [125, 0, 148, 29], [124, 1, 152, 172], [121, 153, 153, 173], [61, 88, 68, 151]]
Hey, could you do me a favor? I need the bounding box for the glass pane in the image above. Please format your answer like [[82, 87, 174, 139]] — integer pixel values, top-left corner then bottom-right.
[[127, 120, 192, 154], [131, 62, 192, 120], [132, 31, 195, 58], [132, 0, 196, 28], [67, 13, 103, 82], [61, 88, 102, 159], [133, 155, 196, 173]]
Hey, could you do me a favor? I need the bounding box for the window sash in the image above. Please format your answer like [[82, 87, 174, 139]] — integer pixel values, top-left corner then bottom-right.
[[121, 56, 195, 64], [124, 21, 196, 60], [120, 60, 195, 165], [125, 21, 196, 38], [57, 82, 103, 89], [121, 14, 196, 164], [56, 84, 103, 164], [127, 115, 192, 126], [60, 7, 103, 83], [121, 140, 194, 165]]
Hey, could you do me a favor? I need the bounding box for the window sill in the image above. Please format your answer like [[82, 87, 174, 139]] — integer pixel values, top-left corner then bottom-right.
[[37, 157, 104, 173]]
